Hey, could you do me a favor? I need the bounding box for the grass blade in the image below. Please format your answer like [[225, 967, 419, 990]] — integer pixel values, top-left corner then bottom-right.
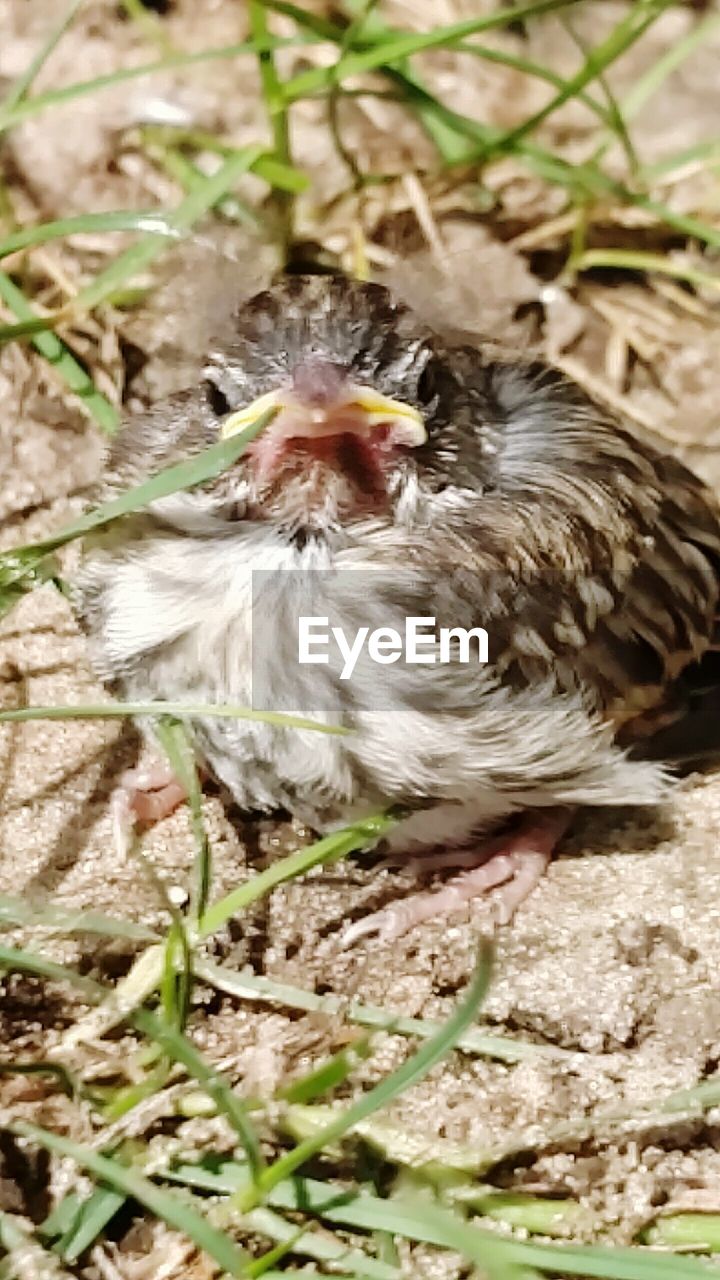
[[1, 403, 275, 565], [0, 813, 400, 1045], [196, 961, 567, 1063], [353, 29, 720, 256], [573, 248, 720, 292], [49, 1187, 127, 1263], [250, 2, 294, 257], [282, 1101, 493, 1175], [0, 894, 157, 940], [12, 1122, 251, 1278], [0, 404, 276, 621], [233, 944, 493, 1211], [387, 62, 720, 256], [154, 717, 210, 923], [642, 1214, 720, 1251], [488, 0, 671, 156], [198, 811, 397, 939], [619, 10, 720, 126], [272, 1, 610, 130], [132, 1007, 266, 1181], [0, 210, 179, 261], [250, 1273, 366, 1279], [119, 0, 176, 55], [0, 270, 118, 432], [346, 1196, 720, 1278], [0, 943, 105, 1001], [0, 315, 62, 343], [0, 0, 82, 115], [149, 721, 197, 1031], [59, 945, 166, 1051], [642, 137, 720, 180], [456, 1190, 587, 1237], [283, 1, 583, 100], [243, 1203, 399, 1279], [659, 1074, 720, 1114], [263, 1, 341, 41], [0, 39, 315, 133], [280, 1036, 375, 1106], [455, 39, 610, 125], [68, 145, 264, 313], [0, 1061, 78, 1099], [0, 702, 348, 735], [176, 1162, 720, 1280], [515, 141, 720, 249], [391, 1200, 720, 1279], [0, 1209, 76, 1280]]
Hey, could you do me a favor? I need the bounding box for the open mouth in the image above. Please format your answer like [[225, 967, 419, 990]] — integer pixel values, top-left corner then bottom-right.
[[291, 426, 396, 495], [219, 378, 426, 491]]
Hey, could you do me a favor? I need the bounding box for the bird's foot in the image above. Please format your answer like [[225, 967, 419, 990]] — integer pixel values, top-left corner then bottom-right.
[[342, 808, 571, 946], [111, 761, 188, 859], [122, 762, 189, 824], [382, 831, 520, 877]]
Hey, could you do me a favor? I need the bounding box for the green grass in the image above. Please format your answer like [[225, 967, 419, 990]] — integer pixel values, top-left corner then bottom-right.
[[2, 0, 720, 1276], [0, 402, 277, 618], [7, 925, 720, 1278]]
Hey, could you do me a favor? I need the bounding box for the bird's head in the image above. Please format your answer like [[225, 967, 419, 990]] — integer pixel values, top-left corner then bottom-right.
[[201, 274, 485, 533]]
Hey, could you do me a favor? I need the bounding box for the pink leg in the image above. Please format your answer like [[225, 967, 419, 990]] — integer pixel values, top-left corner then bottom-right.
[[121, 762, 188, 823], [111, 761, 189, 858], [342, 809, 571, 946], [383, 830, 523, 877]]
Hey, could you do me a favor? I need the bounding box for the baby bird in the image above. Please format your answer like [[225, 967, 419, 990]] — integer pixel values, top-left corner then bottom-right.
[[76, 274, 720, 942]]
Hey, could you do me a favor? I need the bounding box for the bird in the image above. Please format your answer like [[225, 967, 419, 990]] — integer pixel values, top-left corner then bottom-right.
[[75, 272, 720, 943]]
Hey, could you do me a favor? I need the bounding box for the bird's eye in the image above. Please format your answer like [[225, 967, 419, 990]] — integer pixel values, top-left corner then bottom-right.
[[205, 378, 233, 418]]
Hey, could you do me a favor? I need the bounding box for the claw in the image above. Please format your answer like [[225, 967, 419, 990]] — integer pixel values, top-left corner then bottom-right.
[[111, 760, 189, 860], [342, 899, 420, 947], [341, 809, 571, 945]]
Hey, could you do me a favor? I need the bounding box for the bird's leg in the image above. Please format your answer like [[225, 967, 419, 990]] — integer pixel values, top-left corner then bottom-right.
[[342, 808, 572, 946], [121, 761, 189, 822], [382, 829, 526, 876], [111, 760, 189, 860]]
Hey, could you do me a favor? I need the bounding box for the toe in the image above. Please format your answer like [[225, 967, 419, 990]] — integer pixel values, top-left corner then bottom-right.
[[132, 780, 188, 823]]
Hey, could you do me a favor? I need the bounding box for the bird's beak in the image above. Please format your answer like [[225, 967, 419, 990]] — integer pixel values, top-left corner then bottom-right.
[[220, 385, 426, 447], [346, 388, 426, 446], [220, 391, 282, 440]]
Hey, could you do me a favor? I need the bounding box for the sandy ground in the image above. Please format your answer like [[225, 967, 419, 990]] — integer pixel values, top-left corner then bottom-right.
[[3, 1, 720, 1274]]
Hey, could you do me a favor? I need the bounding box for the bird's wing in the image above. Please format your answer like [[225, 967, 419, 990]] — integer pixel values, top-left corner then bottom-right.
[[418, 352, 720, 739]]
